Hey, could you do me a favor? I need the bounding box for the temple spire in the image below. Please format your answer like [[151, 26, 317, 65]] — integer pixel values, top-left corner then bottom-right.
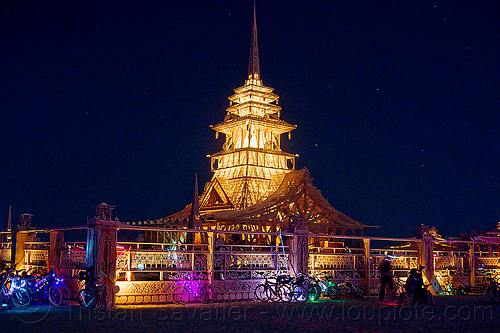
[[7, 205, 11, 231], [188, 173, 200, 229], [6, 205, 12, 242], [247, 2, 260, 81]]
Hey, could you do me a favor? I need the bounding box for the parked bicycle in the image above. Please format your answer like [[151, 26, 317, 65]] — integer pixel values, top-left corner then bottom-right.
[[171, 278, 215, 305], [398, 282, 435, 306], [481, 271, 500, 304], [288, 274, 309, 303], [381, 274, 404, 299], [22, 270, 69, 306], [303, 273, 339, 301], [254, 275, 294, 302], [337, 277, 364, 299], [435, 270, 465, 295], [0, 269, 31, 310], [77, 268, 105, 309]]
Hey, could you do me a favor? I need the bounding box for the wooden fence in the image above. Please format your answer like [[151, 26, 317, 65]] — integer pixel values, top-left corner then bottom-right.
[[3, 225, 500, 305]]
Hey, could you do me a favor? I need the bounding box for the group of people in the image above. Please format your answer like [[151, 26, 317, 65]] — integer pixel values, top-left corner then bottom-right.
[[378, 256, 429, 305]]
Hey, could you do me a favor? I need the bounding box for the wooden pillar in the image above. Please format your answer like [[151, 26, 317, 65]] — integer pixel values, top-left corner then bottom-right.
[[469, 242, 475, 286], [424, 236, 434, 280], [207, 232, 214, 285], [13, 231, 34, 270], [86, 220, 118, 309], [10, 232, 17, 268], [363, 238, 370, 296], [126, 250, 132, 282], [48, 230, 65, 274], [416, 240, 424, 269], [417, 236, 434, 281], [271, 224, 276, 248], [289, 228, 309, 276]]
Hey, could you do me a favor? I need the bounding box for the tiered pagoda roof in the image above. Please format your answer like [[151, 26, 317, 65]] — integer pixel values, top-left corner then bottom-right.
[[155, 7, 371, 235]]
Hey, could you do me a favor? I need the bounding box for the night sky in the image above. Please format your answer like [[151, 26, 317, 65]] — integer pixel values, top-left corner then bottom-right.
[[1, 1, 499, 238]]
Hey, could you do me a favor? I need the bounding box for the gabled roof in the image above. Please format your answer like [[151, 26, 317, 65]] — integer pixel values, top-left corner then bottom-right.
[[199, 177, 234, 211], [160, 168, 371, 231], [206, 168, 370, 230]]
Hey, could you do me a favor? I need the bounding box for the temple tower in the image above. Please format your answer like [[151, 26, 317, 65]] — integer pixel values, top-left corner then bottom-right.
[[159, 6, 369, 237], [208, 8, 297, 209]]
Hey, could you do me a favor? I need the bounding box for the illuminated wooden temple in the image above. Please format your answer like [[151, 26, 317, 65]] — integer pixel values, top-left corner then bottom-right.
[[153, 9, 371, 242]]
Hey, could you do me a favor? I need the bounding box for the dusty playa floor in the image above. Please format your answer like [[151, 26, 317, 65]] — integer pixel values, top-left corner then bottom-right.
[[1, 295, 498, 333]]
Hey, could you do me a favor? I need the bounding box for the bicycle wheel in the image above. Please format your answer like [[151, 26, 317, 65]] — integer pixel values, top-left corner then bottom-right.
[[494, 289, 500, 303], [337, 283, 350, 297], [481, 285, 496, 303], [57, 284, 70, 305], [77, 288, 97, 308], [171, 286, 190, 304], [254, 284, 270, 302], [47, 285, 62, 306], [11, 288, 31, 310], [293, 285, 308, 303], [199, 285, 215, 303], [452, 282, 465, 295], [308, 284, 322, 301], [327, 285, 340, 300], [350, 285, 364, 299], [395, 281, 404, 297], [387, 284, 400, 298], [398, 291, 410, 306], [278, 284, 293, 302], [96, 288, 106, 310]]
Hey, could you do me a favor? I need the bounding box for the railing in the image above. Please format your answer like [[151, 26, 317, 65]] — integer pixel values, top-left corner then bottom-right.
[[309, 246, 364, 254], [309, 247, 419, 294], [114, 242, 289, 281], [116, 242, 209, 281], [17, 230, 500, 304], [24, 241, 49, 250], [21, 239, 500, 280], [214, 244, 290, 280]]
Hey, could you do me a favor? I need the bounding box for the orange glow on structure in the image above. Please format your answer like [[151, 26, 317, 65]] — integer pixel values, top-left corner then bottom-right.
[[209, 77, 297, 209]]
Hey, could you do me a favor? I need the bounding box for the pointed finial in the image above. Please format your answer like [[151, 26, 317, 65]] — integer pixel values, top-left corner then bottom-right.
[[247, 1, 260, 80], [7, 205, 11, 231]]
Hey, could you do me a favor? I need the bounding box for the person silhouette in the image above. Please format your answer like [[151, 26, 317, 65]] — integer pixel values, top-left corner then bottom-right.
[[379, 257, 394, 300]]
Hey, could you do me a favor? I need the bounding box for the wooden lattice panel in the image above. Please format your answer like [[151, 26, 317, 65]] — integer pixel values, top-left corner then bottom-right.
[[477, 257, 500, 269], [434, 256, 463, 270], [60, 250, 86, 269], [131, 251, 194, 270], [310, 254, 355, 270], [25, 249, 48, 266]]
